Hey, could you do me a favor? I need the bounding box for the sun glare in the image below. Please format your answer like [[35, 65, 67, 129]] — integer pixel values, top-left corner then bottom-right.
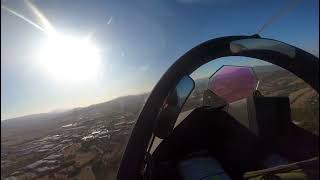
[[2, 1, 102, 84], [37, 33, 101, 84]]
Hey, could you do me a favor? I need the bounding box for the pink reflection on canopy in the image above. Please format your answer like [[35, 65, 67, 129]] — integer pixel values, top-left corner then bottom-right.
[[208, 66, 258, 103]]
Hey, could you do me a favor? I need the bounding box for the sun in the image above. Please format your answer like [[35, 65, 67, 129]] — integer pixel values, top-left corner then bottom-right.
[[37, 33, 101, 84]]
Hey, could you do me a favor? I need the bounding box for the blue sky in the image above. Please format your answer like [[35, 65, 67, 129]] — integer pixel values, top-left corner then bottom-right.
[[1, 0, 319, 120]]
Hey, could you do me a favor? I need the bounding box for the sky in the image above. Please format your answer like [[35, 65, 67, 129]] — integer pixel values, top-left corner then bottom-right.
[[1, 0, 319, 120]]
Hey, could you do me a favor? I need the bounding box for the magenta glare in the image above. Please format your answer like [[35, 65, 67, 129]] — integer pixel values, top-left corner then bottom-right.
[[208, 66, 258, 103]]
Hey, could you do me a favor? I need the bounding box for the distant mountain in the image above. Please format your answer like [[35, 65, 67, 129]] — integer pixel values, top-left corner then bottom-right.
[[2, 93, 149, 122], [253, 65, 294, 80], [254, 64, 283, 73], [1, 111, 72, 130], [86, 93, 149, 115], [1, 93, 149, 146]]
